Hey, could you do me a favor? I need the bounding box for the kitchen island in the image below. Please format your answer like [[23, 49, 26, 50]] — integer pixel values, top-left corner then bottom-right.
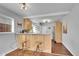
[[16, 33, 52, 53]]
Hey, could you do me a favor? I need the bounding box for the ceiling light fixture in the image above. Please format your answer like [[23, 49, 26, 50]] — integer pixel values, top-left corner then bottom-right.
[[42, 19, 51, 23], [19, 3, 29, 11]]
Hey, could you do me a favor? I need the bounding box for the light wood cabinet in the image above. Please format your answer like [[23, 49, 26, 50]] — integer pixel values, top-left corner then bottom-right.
[[17, 34, 52, 53], [22, 18, 32, 32], [55, 20, 62, 43]]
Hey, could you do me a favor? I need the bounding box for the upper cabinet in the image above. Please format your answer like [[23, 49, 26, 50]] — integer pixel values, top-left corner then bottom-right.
[[22, 18, 32, 33]]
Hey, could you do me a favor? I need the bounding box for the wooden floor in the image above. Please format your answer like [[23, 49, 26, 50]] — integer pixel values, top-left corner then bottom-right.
[[6, 49, 66, 56], [52, 41, 72, 56], [6, 41, 72, 56]]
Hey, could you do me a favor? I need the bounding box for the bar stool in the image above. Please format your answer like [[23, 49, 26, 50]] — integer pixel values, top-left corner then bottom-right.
[[33, 41, 43, 56]]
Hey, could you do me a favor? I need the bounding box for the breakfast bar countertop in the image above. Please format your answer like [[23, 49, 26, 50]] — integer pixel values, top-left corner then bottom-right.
[[16, 33, 51, 35]]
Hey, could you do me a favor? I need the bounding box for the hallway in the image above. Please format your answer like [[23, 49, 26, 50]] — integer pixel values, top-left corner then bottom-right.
[[52, 41, 72, 56]]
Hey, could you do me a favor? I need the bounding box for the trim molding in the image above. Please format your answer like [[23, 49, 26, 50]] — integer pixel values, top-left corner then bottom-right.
[[62, 42, 75, 56], [3, 47, 17, 56], [28, 11, 70, 18]]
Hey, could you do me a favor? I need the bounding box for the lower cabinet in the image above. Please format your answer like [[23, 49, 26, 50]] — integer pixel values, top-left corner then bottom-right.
[[17, 34, 52, 53]]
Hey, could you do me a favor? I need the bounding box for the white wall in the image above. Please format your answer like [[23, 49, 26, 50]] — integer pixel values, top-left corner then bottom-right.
[[41, 23, 54, 39], [0, 33, 17, 55], [0, 18, 11, 24], [0, 16, 18, 55], [62, 4, 79, 56], [0, 6, 21, 55]]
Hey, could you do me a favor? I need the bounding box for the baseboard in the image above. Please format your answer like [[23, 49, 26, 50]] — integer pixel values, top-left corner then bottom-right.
[[62, 42, 75, 56], [3, 47, 17, 56]]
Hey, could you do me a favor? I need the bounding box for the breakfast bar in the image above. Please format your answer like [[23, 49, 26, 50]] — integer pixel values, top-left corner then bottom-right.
[[16, 33, 52, 53]]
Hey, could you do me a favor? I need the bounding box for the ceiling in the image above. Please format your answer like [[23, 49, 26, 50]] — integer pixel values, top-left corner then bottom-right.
[[0, 3, 75, 23], [0, 3, 74, 17]]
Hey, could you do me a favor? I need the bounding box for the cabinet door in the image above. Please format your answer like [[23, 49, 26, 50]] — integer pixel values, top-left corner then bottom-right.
[[55, 21, 62, 43], [23, 18, 32, 31], [17, 34, 26, 49]]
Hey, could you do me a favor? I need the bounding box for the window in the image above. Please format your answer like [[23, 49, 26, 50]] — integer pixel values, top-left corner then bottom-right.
[[0, 14, 14, 32]]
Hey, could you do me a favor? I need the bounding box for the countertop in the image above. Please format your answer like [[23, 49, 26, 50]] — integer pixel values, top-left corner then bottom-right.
[[16, 33, 50, 35]]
